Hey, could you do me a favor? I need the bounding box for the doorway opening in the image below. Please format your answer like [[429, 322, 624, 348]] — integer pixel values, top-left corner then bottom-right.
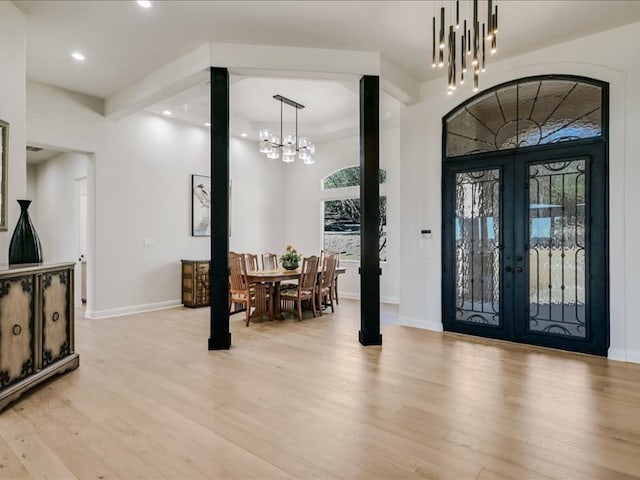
[[441, 75, 609, 356]]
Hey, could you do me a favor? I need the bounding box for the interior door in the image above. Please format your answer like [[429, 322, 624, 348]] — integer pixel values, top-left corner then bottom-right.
[[443, 142, 608, 356]]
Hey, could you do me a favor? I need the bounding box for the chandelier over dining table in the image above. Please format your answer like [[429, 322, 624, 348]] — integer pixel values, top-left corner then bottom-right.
[[259, 94, 315, 164], [432, 0, 499, 94]]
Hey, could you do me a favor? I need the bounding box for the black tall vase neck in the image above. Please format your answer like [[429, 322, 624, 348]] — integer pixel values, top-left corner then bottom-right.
[[17, 199, 32, 212], [8, 199, 43, 265]]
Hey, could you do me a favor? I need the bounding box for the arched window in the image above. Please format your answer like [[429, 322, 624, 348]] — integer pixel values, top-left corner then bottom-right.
[[321, 166, 387, 261], [445, 76, 605, 158]]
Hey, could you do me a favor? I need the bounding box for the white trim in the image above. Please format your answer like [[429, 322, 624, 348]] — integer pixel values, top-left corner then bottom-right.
[[398, 315, 443, 332], [381, 296, 399, 304], [624, 349, 640, 364], [337, 292, 398, 305], [85, 300, 183, 319], [608, 348, 627, 362], [339, 291, 359, 301], [607, 348, 640, 365]]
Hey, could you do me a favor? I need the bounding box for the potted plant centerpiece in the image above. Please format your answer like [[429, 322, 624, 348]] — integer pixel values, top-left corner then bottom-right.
[[280, 245, 302, 270]]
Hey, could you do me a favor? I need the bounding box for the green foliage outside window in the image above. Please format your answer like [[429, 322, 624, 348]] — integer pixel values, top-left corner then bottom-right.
[[323, 166, 387, 190]]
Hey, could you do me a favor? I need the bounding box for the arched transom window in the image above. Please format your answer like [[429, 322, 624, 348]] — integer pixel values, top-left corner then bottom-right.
[[445, 76, 605, 158]]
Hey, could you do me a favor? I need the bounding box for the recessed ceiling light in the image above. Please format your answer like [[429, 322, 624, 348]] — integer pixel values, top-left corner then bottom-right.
[[240, 132, 248, 137], [162, 110, 172, 116], [137, 0, 152, 8], [204, 123, 211, 127], [71, 52, 85, 61]]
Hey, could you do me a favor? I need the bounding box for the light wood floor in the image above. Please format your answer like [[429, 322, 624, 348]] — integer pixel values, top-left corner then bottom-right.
[[1, 300, 640, 479]]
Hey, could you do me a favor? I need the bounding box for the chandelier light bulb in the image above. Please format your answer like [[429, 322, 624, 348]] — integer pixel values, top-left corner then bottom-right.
[[267, 149, 280, 160], [259, 141, 272, 154], [259, 128, 272, 141]]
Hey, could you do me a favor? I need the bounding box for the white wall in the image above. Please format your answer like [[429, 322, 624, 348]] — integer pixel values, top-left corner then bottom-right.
[[399, 21, 640, 362], [229, 137, 286, 255], [27, 81, 285, 317], [0, 3, 26, 258], [26, 164, 37, 204], [29, 152, 88, 263], [283, 127, 401, 303], [27, 152, 90, 306]]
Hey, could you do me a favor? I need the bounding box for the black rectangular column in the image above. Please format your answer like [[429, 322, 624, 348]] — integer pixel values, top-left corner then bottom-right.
[[208, 67, 231, 350], [358, 75, 382, 346]]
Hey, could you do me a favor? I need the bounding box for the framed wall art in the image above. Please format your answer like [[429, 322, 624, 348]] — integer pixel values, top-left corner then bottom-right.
[[0, 119, 8, 231], [191, 174, 210, 236]]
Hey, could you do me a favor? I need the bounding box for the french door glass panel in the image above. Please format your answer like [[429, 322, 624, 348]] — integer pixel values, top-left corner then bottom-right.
[[455, 169, 501, 326], [527, 159, 586, 338]]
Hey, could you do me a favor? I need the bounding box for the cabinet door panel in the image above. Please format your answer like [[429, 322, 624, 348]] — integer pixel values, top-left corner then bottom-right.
[[0, 277, 34, 387], [42, 270, 71, 367]]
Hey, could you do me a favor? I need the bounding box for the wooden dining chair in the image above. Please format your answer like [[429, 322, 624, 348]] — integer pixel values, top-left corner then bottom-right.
[[244, 253, 259, 273], [262, 252, 278, 271], [317, 254, 338, 315], [321, 249, 341, 305], [229, 252, 268, 326], [280, 255, 319, 321]]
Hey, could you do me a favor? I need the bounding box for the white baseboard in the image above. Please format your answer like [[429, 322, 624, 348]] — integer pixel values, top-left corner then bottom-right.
[[398, 315, 443, 332], [85, 300, 183, 319], [339, 292, 359, 301], [608, 348, 627, 362], [335, 292, 399, 305], [599, 348, 640, 365], [626, 350, 640, 364]]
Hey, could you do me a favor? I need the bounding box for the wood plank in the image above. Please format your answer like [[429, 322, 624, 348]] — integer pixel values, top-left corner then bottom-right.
[[0, 300, 639, 479]]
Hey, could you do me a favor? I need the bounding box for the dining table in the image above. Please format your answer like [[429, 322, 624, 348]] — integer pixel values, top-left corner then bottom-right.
[[245, 266, 346, 321]]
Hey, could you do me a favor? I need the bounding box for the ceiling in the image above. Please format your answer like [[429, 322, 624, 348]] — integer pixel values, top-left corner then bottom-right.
[[12, 1, 640, 142], [13, 1, 640, 100], [143, 75, 401, 140]]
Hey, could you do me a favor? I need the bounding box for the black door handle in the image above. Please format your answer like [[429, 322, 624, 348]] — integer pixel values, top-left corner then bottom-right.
[[505, 266, 512, 272], [515, 267, 524, 273]]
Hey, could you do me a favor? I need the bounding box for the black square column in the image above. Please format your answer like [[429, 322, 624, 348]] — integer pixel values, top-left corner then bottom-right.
[[208, 67, 231, 350], [358, 75, 382, 346]]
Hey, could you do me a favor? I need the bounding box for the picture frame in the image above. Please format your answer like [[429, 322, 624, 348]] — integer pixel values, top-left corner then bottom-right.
[[191, 174, 210, 236], [0, 119, 8, 231]]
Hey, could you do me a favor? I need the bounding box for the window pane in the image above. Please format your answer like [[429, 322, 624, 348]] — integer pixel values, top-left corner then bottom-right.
[[454, 169, 501, 326], [323, 197, 387, 261], [323, 166, 387, 190], [446, 78, 603, 158], [528, 160, 586, 338]]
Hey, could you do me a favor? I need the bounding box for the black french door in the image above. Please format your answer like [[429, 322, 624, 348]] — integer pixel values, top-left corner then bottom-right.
[[442, 141, 608, 355]]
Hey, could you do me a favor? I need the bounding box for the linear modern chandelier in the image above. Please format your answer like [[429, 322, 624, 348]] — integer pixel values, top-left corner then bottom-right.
[[259, 94, 315, 164], [432, 0, 499, 94]]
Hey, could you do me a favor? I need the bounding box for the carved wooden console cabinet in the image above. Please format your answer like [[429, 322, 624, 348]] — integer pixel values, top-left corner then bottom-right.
[[0, 262, 79, 412], [181, 260, 210, 307]]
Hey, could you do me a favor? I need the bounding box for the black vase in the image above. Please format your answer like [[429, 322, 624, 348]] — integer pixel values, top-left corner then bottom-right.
[[9, 200, 43, 265]]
